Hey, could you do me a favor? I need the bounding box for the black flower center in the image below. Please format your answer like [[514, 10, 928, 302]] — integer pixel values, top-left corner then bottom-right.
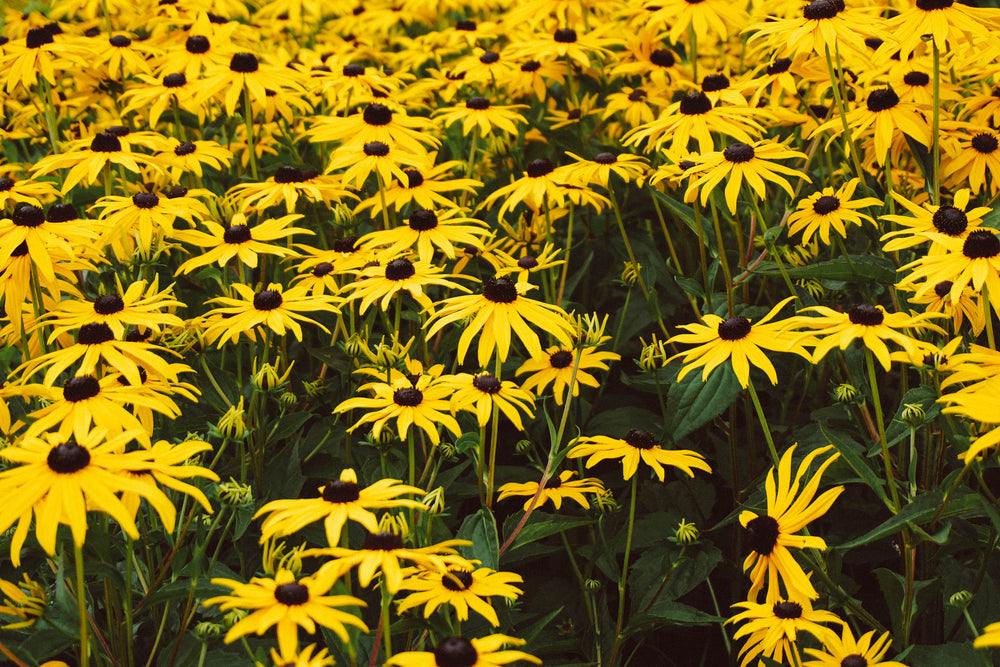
[[47, 441, 91, 473], [117, 366, 148, 386], [623, 428, 657, 450], [848, 304, 884, 325], [393, 387, 423, 406], [110, 35, 132, 47], [650, 49, 674, 67], [26, 27, 54, 49], [64, 375, 101, 402], [473, 374, 502, 394], [363, 103, 392, 126], [746, 515, 779, 555], [866, 87, 900, 112], [679, 91, 712, 115], [386, 258, 416, 280], [185, 35, 209, 53], [273, 165, 305, 183], [363, 141, 390, 156], [442, 570, 474, 591], [717, 317, 752, 340], [132, 192, 159, 209], [273, 582, 309, 605], [404, 169, 424, 187], [479, 51, 499, 64], [810, 194, 842, 215], [455, 19, 476, 30], [517, 255, 539, 269], [865, 37, 884, 50], [312, 262, 334, 277], [963, 230, 1000, 259], [482, 276, 517, 303], [78, 322, 115, 345], [466, 96, 490, 110], [554, 28, 577, 43], [628, 89, 647, 102], [972, 133, 999, 154], [543, 475, 563, 489], [90, 132, 122, 152], [841, 655, 868, 667], [0, 177, 12, 191], [409, 209, 438, 231], [223, 224, 252, 244], [434, 638, 478, 667], [229, 52, 259, 73], [916, 0, 953, 9], [526, 158, 554, 177], [702, 73, 729, 92], [766, 58, 792, 75], [934, 280, 953, 297], [903, 71, 930, 87], [343, 63, 364, 77], [810, 104, 829, 118], [163, 73, 187, 88], [803, 0, 840, 20], [932, 206, 968, 235], [13, 205, 44, 227], [567, 109, 582, 119], [773, 601, 803, 619], [47, 203, 79, 223], [521, 60, 541, 72], [548, 350, 573, 368], [94, 294, 125, 314], [170, 141, 195, 157], [334, 236, 358, 253], [322, 480, 361, 503], [253, 290, 283, 310], [723, 143, 755, 163], [363, 531, 404, 550]]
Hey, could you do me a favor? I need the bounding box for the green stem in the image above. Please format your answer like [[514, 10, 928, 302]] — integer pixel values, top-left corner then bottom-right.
[[694, 201, 713, 313], [747, 382, 780, 468], [983, 284, 995, 350], [823, 45, 867, 186], [608, 475, 639, 667], [37, 76, 60, 153], [486, 358, 502, 507], [381, 586, 393, 659], [688, 24, 698, 83], [242, 83, 259, 180], [708, 196, 734, 316], [125, 537, 135, 667], [866, 349, 901, 512], [75, 543, 89, 667]]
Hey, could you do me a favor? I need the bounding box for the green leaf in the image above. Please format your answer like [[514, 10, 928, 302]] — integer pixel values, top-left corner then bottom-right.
[[834, 489, 981, 550], [624, 601, 724, 636], [667, 361, 741, 441], [884, 386, 941, 447], [502, 511, 595, 554], [902, 643, 983, 667], [820, 424, 892, 511], [457, 508, 499, 571], [752, 256, 897, 284]]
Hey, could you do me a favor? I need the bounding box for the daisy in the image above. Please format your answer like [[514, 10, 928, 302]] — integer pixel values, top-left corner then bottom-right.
[[174, 212, 310, 273], [787, 179, 882, 246], [397, 566, 524, 627], [445, 372, 535, 430], [31, 131, 161, 194], [886, 0, 1000, 63], [568, 429, 712, 482], [944, 127, 1000, 195], [897, 230, 1000, 312], [202, 283, 339, 345], [516, 341, 618, 404], [226, 166, 353, 213], [435, 97, 528, 137], [254, 468, 426, 546], [359, 209, 488, 262], [480, 159, 568, 220], [386, 635, 540, 667], [353, 159, 481, 216], [622, 91, 764, 155], [729, 597, 843, 667], [326, 140, 424, 190], [497, 470, 605, 512], [199, 51, 296, 116], [121, 71, 204, 129], [0, 203, 97, 283], [340, 256, 469, 315], [804, 626, 908, 667], [666, 296, 808, 389], [308, 103, 439, 155], [0, 172, 60, 209], [881, 189, 989, 252], [90, 189, 208, 261], [203, 568, 367, 657], [44, 276, 184, 340], [738, 445, 843, 603]]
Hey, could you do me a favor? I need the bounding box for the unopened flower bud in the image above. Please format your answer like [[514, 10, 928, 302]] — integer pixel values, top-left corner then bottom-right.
[[594, 488, 618, 514], [515, 439, 532, 455], [901, 403, 926, 427], [217, 397, 247, 439], [222, 609, 248, 629], [950, 590, 973, 609], [834, 383, 859, 404], [621, 261, 642, 286], [193, 621, 223, 642], [675, 518, 699, 545], [422, 487, 445, 515], [279, 391, 297, 408], [217, 478, 253, 506], [584, 579, 601, 592], [638, 335, 668, 370]]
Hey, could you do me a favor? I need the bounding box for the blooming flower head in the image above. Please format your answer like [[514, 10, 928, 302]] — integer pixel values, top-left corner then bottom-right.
[[568, 428, 712, 482], [385, 634, 540, 667], [497, 470, 605, 512], [397, 565, 524, 626]]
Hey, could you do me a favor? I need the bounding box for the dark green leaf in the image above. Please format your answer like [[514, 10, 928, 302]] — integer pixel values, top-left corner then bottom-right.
[[457, 508, 499, 571], [752, 256, 896, 284], [502, 511, 595, 554], [625, 601, 724, 636], [667, 361, 741, 441], [821, 424, 892, 511]]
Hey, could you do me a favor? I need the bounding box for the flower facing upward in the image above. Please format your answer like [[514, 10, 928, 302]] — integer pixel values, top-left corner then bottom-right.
[[898, 230, 1000, 314], [174, 212, 311, 272], [744, 0, 881, 58], [445, 372, 535, 430], [341, 256, 469, 315], [202, 283, 339, 346], [435, 97, 528, 137], [359, 209, 488, 262], [334, 374, 461, 446], [885, 0, 1000, 63], [44, 276, 184, 340], [497, 470, 606, 511], [226, 166, 352, 213], [254, 468, 426, 546], [881, 189, 990, 252], [804, 626, 908, 667], [729, 597, 843, 667], [622, 91, 764, 154], [203, 568, 367, 657], [516, 342, 620, 405], [667, 296, 808, 389], [739, 445, 843, 603], [480, 158, 569, 220], [568, 429, 712, 482], [788, 179, 882, 246], [31, 132, 160, 194], [396, 566, 524, 626], [944, 128, 1000, 196], [385, 635, 540, 667]]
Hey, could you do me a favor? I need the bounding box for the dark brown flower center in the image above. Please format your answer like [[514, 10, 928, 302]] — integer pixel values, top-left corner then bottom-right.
[[118, 366, 148, 386], [526, 158, 555, 178], [78, 322, 115, 345], [848, 304, 884, 325], [628, 89, 647, 102], [466, 96, 490, 110], [253, 290, 283, 310], [548, 350, 572, 368], [163, 73, 187, 88], [934, 280, 953, 297], [623, 428, 657, 450], [866, 87, 900, 112], [803, 0, 840, 20], [963, 230, 1000, 259], [334, 236, 358, 253], [455, 19, 476, 30], [26, 27, 54, 49], [812, 195, 840, 215], [916, 0, 953, 9], [363, 141, 390, 157], [172, 142, 195, 156], [841, 656, 868, 667], [94, 294, 125, 314], [229, 52, 259, 73], [90, 132, 122, 152], [0, 177, 12, 191], [746, 515, 779, 555], [185, 35, 209, 53], [409, 209, 438, 231], [972, 133, 999, 154], [312, 262, 334, 277], [13, 205, 44, 227], [517, 256, 538, 269], [434, 637, 478, 667], [810, 104, 830, 118], [773, 600, 803, 619], [363, 531, 404, 550], [442, 570, 474, 591], [64, 375, 101, 402], [47, 441, 91, 473], [274, 166, 305, 183], [385, 258, 416, 280], [482, 276, 517, 303], [110, 35, 132, 47], [393, 387, 423, 406], [903, 71, 930, 87], [567, 108, 582, 119], [553, 28, 577, 43], [717, 317, 752, 340], [766, 58, 792, 75], [679, 91, 712, 115], [472, 374, 502, 394], [47, 203, 79, 222], [543, 474, 563, 489], [521, 60, 541, 72], [479, 51, 499, 64], [343, 63, 364, 77], [132, 192, 159, 209], [11, 241, 28, 257], [723, 143, 755, 163], [701, 73, 729, 92], [273, 582, 309, 605], [932, 206, 968, 235], [223, 224, 252, 244], [322, 479, 361, 503], [650, 49, 674, 67], [363, 103, 392, 126]]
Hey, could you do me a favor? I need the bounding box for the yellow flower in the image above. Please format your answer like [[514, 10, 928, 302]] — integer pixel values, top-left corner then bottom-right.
[[385, 635, 540, 667], [568, 429, 712, 482], [396, 565, 523, 627], [497, 470, 605, 512]]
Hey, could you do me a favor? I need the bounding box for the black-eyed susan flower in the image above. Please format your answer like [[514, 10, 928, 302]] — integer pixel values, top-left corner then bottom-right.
[[32, 131, 161, 194], [334, 373, 461, 446], [44, 276, 184, 340], [309, 103, 439, 155], [0, 203, 97, 283], [568, 429, 712, 482], [159, 138, 233, 181], [0, 171, 59, 209], [508, 58, 566, 101], [435, 96, 528, 137], [497, 470, 605, 511], [903, 280, 984, 336], [174, 212, 310, 273], [881, 189, 989, 251], [745, 0, 881, 58], [561, 151, 648, 189], [943, 127, 1000, 195], [0, 26, 88, 93], [729, 597, 843, 667], [203, 568, 367, 657], [385, 635, 540, 667], [0, 573, 46, 629], [353, 158, 482, 216], [200, 51, 297, 116], [491, 244, 564, 284], [445, 372, 535, 430], [481, 158, 568, 219], [610, 28, 678, 87], [667, 296, 808, 389], [153, 12, 236, 78], [266, 644, 334, 667], [644, 0, 745, 44], [898, 230, 1000, 312], [507, 26, 616, 69], [341, 256, 469, 315], [601, 87, 671, 128], [787, 179, 882, 246], [227, 166, 352, 213], [118, 438, 219, 523], [203, 282, 339, 345], [885, 0, 1000, 63], [804, 626, 908, 667], [425, 276, 576, 366], [397, 566, 524, 627], [121, 71, 204, 128], [327, 140, 424, 190], [516, 341, 619, 405], [254, 468, 426, 546], [622, 91, 764, 154], [91, 189, 208, 261], [738, 444, 843, 603], [361, 209, 488, 262]]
